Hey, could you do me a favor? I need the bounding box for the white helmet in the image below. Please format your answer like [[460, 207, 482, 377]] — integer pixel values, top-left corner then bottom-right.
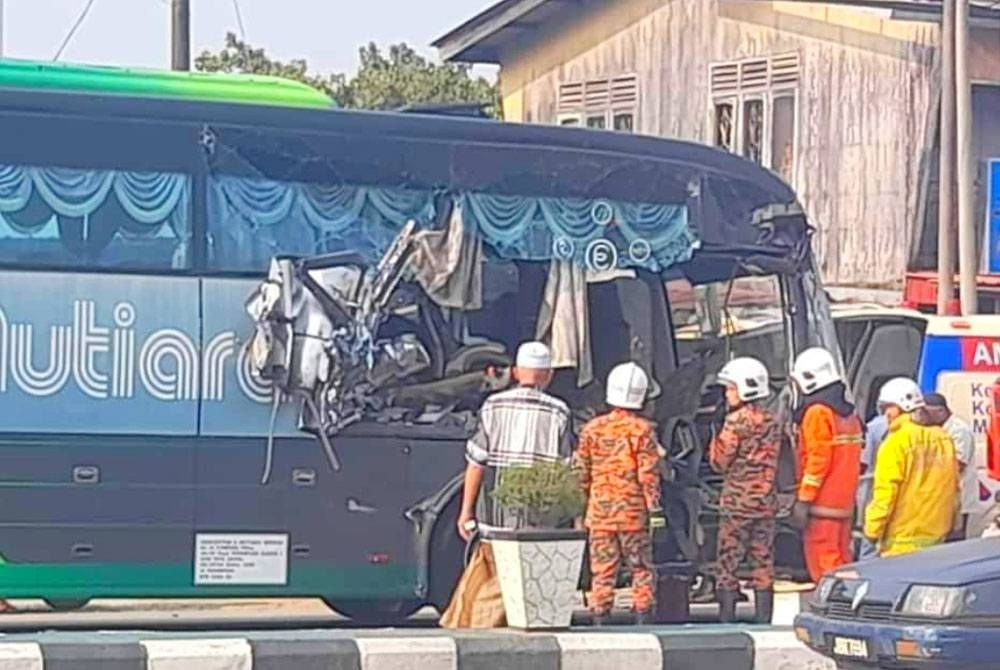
[[717, 357, 771, 402], [878, 377, 925, 413], [606, 362, 649, 410], [791, 347, 842, 394]]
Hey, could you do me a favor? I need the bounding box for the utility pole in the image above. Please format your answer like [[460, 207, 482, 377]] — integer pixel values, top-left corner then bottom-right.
[[955, 0, 977, 314], [937, 0, 956, 315], [171, 0, 190, 71]]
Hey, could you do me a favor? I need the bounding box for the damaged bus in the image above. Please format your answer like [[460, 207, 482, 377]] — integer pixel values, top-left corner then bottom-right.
[[0, 62, 838, 621]]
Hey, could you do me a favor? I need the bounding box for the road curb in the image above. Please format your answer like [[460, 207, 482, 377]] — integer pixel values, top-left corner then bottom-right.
[[0, 629, 760, 669], [749, 631, 835, 670]]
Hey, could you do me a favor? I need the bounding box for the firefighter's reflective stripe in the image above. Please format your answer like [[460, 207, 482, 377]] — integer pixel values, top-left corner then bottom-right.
[[797, 406, 863, 511], [802, 474, 824, 488]]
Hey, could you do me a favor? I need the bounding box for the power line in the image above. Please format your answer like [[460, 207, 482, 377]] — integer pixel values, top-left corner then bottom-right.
[[231, 0, 247, 40], [53, 0, 98, 61]]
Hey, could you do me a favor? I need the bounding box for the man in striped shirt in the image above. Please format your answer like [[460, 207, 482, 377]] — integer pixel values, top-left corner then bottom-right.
[[457, 341, 573, 539]]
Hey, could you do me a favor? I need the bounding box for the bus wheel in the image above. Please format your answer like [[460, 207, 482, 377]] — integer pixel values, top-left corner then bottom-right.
[[44, 599, 90, 612], [327, 599, 423, 626]]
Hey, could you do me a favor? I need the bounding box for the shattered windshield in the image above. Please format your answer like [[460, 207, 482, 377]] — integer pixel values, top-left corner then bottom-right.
[[667, 274, 788, 381]]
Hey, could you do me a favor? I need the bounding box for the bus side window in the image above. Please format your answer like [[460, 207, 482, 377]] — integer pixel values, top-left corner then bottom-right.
[[0, 164, 191, 272]]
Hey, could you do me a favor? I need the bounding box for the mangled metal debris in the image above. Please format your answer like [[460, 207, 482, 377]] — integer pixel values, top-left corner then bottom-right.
[[244, 220, 505, 481]]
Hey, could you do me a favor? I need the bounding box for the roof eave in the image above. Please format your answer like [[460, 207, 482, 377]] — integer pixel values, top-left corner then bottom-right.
[[434, 0, 1000, 64], [432, 0, 551, 63]]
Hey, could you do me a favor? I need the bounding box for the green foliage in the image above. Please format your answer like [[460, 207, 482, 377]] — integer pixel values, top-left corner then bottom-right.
[[491, 461, 585, 529], [196, 34, 500, 116]]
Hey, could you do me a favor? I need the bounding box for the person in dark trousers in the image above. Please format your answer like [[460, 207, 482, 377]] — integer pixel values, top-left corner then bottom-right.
[[709, 357, 781, 623]]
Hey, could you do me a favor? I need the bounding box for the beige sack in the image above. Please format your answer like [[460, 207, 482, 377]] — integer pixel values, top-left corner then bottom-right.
[[440, 542, 506, 629]]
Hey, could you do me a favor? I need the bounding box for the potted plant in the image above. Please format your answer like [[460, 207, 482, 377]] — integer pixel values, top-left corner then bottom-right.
[[481, 460, 587, 629]]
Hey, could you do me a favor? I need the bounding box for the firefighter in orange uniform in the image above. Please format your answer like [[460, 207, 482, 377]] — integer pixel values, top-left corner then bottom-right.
[[575, 362, 664, 626], [789, 348, 863, 583]]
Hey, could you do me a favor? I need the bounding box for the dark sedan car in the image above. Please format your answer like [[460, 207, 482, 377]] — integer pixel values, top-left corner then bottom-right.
[[794, 538, 1000, 669]]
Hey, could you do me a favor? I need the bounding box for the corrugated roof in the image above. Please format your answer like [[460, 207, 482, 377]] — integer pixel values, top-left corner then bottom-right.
[[434, 0, 1000, 63]]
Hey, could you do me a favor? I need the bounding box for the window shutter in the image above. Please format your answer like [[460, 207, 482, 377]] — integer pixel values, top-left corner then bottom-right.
[[770, 52, 801, 87], [739, 59, 769, 90], [609, 75, 638, 108], [584, 79, 611, 109], [558, 82, 584, 114], [710, 63, 739, 97], [711, 52, 800, 96]]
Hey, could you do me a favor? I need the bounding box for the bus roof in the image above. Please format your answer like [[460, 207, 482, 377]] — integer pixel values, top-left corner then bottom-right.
[[0, 59, 333, 109], [0, 83, 807, 282]]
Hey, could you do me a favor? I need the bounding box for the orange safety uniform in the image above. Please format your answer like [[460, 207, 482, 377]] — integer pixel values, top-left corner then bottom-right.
[[988, 381, 1000, 481], [797, 404, 863, 582], [574, 408, 661, 615]]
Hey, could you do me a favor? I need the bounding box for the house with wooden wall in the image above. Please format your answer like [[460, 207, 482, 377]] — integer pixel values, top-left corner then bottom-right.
[[435, 0, 1000, 295]]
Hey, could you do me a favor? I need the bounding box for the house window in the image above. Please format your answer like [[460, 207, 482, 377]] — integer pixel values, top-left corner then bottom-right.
[[613, 113, 634, 132], [742, 99, 765, 163], [558, 75, 639, 133], [770, 94, 796, 182], [710, 53, 800, 179], [714, 101, 735, 152]]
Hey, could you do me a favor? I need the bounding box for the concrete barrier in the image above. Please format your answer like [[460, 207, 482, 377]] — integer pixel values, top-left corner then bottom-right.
[[0, 628, 763, 669], [750, 631, 836, 670]]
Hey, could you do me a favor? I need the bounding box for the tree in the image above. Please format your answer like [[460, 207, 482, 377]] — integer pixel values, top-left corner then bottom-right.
[[196, 34, 499, 115]]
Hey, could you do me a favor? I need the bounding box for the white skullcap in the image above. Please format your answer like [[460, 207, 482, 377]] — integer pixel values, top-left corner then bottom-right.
[[515, 341, 552, 369]]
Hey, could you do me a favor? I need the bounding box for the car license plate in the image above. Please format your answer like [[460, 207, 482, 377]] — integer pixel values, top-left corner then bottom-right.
[[832, 636, 869, 658]]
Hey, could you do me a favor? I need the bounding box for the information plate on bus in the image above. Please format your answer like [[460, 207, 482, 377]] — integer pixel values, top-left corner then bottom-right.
[[194, 533, 289, 585]]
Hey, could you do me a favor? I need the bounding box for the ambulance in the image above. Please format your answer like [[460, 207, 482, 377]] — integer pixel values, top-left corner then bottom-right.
[[834, 306, 1000, 537]]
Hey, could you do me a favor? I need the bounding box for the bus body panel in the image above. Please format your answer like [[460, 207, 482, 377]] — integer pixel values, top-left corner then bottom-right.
[[0, 271, 200, 435], [0, 269, 466, 601]]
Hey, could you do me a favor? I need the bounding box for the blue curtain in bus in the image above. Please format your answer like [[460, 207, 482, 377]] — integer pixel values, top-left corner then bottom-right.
[[0, 165, 187, 228], [461, 192, 695, 273], [0, 164, 191, 269], [208, 175, 437, 271], [209, 174, 697, 273]]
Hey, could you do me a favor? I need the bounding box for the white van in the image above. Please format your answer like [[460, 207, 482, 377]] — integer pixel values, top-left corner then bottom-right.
[[833, 306, 1000, 537]]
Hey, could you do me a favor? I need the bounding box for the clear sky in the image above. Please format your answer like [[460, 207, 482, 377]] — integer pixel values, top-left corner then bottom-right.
[[2, 0, 497, 75]]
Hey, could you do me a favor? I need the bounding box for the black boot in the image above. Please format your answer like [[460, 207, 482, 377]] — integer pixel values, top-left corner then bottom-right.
[[754, 589, 774, 624], [718, 589, 739, 623]]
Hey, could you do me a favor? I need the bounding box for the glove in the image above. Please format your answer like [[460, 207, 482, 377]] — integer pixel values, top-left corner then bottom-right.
[[649, 509, 667, 532], [790, 500, 811, 530]]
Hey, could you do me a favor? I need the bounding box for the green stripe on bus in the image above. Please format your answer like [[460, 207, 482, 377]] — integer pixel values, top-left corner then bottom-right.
[[0, 59, 333, 109], [0, 562, 417, 598]]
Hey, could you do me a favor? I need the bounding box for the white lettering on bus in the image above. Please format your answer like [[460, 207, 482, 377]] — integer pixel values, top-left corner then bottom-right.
[[0, 302, 270, 403], [973, 341, 1000, 367]]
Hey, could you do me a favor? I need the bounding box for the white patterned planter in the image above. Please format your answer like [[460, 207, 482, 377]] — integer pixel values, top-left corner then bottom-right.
[[482, 528, 587, 630]]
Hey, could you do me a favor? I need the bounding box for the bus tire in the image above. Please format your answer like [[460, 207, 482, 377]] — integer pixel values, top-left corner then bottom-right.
[[44, 599, 89, 612], [327, 599, 423, 625]]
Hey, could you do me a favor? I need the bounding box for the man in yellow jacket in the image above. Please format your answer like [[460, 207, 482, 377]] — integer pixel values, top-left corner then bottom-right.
[[863, 378, 960, 557]]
